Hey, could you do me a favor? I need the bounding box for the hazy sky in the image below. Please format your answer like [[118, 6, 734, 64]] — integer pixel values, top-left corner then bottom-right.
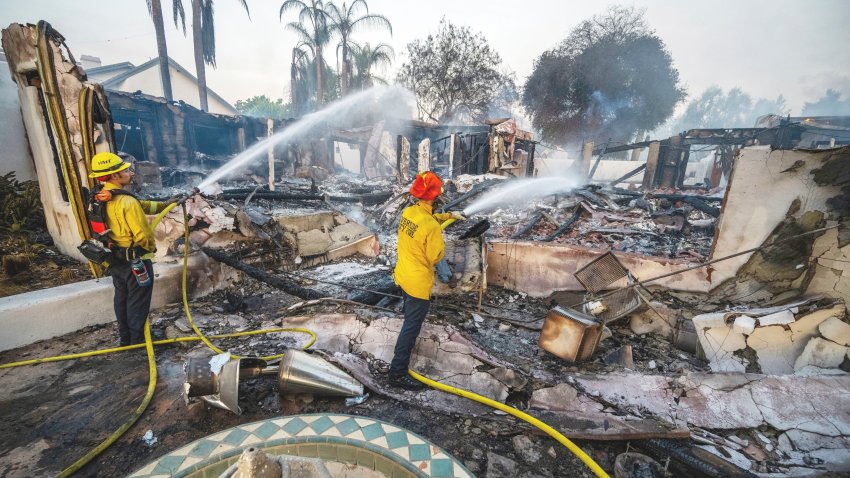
[[2, 0, 849, 115]]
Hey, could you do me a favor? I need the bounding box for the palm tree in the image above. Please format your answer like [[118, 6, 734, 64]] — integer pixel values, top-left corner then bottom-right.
[[190, 0, 250, 111], [280, 0, 330, 107], [351, 42, 393, 90], [146, 0, 186, 101], [290, 43, 312, 115], [326, 0, 391, 97]]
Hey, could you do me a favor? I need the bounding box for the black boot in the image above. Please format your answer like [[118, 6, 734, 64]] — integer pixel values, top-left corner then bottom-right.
[[389, 374, 426, 391]]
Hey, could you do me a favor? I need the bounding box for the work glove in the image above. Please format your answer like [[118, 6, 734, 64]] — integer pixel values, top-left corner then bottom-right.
[[435, 259, 453, 283], [450, 211, 466, 221]]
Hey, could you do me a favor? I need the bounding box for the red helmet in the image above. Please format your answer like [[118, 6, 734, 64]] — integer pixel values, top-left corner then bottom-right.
[[409, 171, 443, 200]]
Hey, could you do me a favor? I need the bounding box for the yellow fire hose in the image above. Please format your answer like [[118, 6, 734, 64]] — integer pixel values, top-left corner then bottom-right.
[[409, 370, 610, 478], [0, 201, 609, 477]]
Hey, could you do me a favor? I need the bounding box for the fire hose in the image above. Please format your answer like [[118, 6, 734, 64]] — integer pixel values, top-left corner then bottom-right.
[[0, 200, 610, 477]]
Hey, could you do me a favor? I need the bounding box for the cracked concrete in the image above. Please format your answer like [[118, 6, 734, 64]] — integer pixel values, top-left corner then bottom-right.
[[279, 313, 516, 402], [539, 372, 850, 471], [693, 302, 848, 375]]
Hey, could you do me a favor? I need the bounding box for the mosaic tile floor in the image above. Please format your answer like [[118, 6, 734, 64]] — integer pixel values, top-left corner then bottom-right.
[[128, 413, 474, 478]]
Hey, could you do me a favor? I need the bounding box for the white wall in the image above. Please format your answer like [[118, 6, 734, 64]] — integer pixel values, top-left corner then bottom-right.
[[111, 64, 237, 115], [0, 60, 36, 181]]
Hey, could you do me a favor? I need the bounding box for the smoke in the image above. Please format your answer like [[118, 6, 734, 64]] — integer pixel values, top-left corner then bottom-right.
[[462, 174, 586, 216], [197, 86, 415, 191]]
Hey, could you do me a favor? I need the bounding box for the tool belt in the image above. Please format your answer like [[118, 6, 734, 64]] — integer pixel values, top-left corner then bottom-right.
[[109, 244, 148, 263], [77, 240, 147, 266]]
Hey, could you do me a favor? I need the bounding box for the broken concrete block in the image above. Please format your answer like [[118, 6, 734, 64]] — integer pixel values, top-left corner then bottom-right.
[[746, 325, 795, 374], [819, 317, 850, 346], [699, 326, 748, 372], [296, 229, 333, 256], [528, 383, 604, 414], [793, 337, 849, 372], [758, 309, 795, 326], [628, 301, 678, 339], [732, 315, 756, 335], [790, 303, 846, 338], [329, 222, 369, 244]]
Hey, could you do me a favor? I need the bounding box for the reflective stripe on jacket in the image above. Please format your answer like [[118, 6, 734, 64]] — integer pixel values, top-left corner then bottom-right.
[[103, 183, 168, 254], [393, 202, 452, 300]]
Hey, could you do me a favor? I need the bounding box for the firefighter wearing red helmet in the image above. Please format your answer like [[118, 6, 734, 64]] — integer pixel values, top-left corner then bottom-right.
[[389, 171, 464, 390]]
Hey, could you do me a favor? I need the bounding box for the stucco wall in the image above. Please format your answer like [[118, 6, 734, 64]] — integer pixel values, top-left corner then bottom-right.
[[709, 146, 843, 286]]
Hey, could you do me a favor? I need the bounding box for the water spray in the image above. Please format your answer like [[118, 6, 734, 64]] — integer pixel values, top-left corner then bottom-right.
[[461, 175, 585, 217], [196, 86, 414, 193]]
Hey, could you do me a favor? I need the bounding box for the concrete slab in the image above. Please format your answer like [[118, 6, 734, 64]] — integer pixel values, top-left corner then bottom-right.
[[278, 314, 367, 353], [749, 375, 850, 436], [573, 374, 674, 419], [0, 254, 239, 351], [676, 374, 764, 429]]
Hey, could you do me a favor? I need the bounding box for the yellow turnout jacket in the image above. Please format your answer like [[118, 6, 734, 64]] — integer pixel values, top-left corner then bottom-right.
[[393, 202, 452, 300], [103, 182, 169, 255]]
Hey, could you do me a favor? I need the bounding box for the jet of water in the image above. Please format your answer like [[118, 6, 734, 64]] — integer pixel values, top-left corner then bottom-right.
[[197, 86, 414, 193], [462, 175, 586, 216]]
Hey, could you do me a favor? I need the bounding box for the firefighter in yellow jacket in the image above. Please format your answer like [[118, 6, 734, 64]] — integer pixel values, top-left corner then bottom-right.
[[390, 171, 463, 390], [89, 152, 174, 346]]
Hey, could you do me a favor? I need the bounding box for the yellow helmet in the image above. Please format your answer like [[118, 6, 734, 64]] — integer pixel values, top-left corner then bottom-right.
[[89, 152, 131, 178]]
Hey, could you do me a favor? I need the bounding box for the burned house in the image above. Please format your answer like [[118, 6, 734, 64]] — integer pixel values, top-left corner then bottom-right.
[[1, 18, 850, 478]]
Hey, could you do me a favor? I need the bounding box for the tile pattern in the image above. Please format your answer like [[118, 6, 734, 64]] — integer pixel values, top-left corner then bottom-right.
[[128, 414, 474, 478]]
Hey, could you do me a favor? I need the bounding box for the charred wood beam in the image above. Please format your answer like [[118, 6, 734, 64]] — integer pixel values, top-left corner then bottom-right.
[[201, 247, 324, 300], [608, 163, 647, 186], [636, 438, 757, 478], [543, 208, 582, 242], [346, 275, 400, 305], [679, 196, 720, 217], [510, 212, 544, 239], [593, 141, 653, 155]]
